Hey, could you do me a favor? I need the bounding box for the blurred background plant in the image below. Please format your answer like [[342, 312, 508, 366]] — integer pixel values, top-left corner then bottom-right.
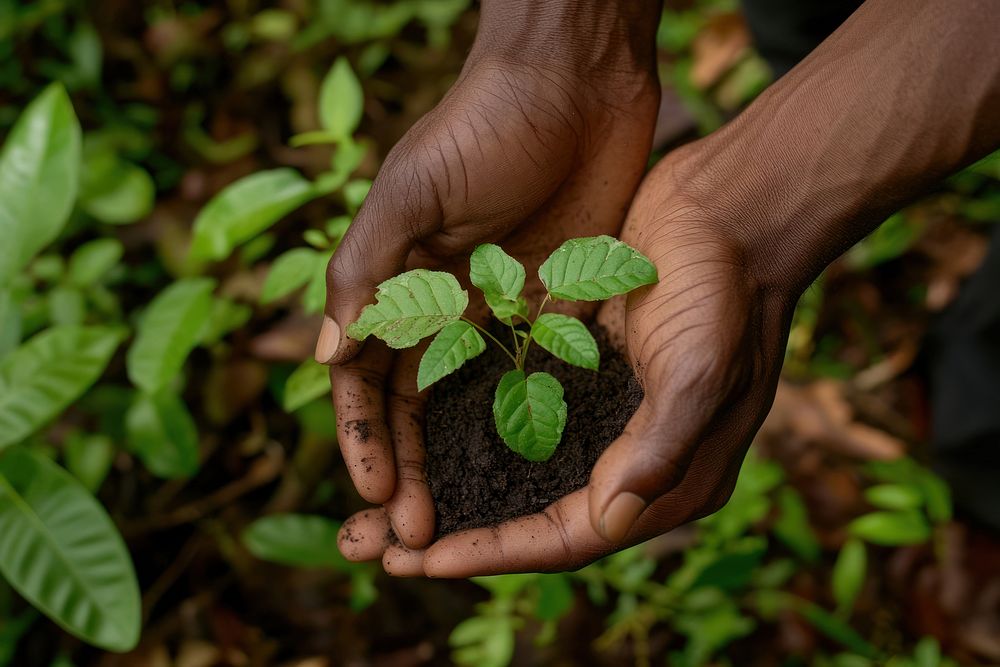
[[0, 0, 998, 665]]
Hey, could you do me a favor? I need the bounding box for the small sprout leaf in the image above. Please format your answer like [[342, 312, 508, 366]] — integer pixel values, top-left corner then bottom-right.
[[864, 484, 923, 511], [832, 537, 866, 615], [493, 370, 567, 462], [417, 321, 486, 390], [539, 235, 658, 301], [530, 313, 599, 370], [848, 510, 931, 546], [319, 57, 363, 140], [260, 247, 323, 304], [470, 243, 527, 321], [346, 269, 468, 348]]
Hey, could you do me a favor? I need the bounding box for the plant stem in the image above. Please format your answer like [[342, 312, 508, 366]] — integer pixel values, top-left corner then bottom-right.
[[461, 317, 519, 367], [517, 294, 550, 369]]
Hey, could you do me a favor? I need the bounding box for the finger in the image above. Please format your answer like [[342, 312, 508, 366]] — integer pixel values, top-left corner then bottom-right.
[[338, 508, 392, 562], [316, 154, 441, 366], [382, 543, 427, 577], [331, 343, 396, 503], [587, 394, 708, 543], [385, 347, 435, 549]]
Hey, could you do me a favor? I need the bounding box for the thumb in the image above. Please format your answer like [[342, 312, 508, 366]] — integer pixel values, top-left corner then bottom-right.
[[587, 391, 712, 543], [314, 161, 441, 366]]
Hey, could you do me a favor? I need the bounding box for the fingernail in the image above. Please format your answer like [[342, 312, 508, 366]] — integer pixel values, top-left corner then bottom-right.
[[314, 315, 340, 364], [600, 492, 646, 542]]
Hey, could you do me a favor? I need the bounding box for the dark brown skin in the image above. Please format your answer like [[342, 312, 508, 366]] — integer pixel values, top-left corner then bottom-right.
[[319, 0, 1000, 577]]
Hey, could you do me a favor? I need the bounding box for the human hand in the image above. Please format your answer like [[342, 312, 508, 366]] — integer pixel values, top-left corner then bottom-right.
[[335, 140, 799, 575], [317, 1, 661, 513]]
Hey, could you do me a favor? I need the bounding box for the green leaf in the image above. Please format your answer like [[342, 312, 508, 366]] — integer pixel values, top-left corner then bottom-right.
[[190, 169, 316, 261], [67, 238, 124, 287], [0, 84, 82, 284], [198, 297, 252, 346], [0, 446, 140, 651], [0, 326, 121, 450], [126, 278, 215, 393], [346, 269, 468, 349], [125, 390, 200, 479], [417, 321, 486, 390], [0, 289, 21, 360], [243, 514, 350, 569], [530, 313, 598, 371], [302, 250, 333, 314], [913, 637, 942, 667], [864, 484, 923, 511], [538, 235, 658, 301], [47, 286, 86, 326], [535, 574, 574, 621], [773, 487, 821, 562], [450, 615, 516, 667], [319, 57, 364, 139], [470, 243, 525, 300], [493, 370, 567, 462], [469, 243, 527, 322], [283, 360, 330, 413], [79, 149, 154, 225], [832, 537, 867, 615], [64, 433, 114, 493], [260, 248, 323, 304], [848, 511, 931, 546]]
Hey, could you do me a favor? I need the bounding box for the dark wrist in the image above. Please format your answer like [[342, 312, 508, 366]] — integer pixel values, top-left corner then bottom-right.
[[471, 0, 661, 84]]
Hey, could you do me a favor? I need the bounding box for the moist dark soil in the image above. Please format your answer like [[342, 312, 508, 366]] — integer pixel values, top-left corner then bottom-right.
[[425, 323, 643, 535]]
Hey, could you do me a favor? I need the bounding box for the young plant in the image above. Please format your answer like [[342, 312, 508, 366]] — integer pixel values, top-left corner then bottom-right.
[[346, 236, 658, 461]]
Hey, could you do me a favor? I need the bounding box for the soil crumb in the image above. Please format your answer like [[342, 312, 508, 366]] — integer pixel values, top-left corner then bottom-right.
[[425, 323, 643, 535]]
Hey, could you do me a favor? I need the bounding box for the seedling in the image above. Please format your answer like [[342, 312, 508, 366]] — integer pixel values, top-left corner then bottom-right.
[[346, 236, 658, 461]]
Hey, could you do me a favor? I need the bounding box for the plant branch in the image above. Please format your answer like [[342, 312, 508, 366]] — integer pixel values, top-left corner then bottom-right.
[[517, 294, 551, 368], [462, 317, 519, 367]]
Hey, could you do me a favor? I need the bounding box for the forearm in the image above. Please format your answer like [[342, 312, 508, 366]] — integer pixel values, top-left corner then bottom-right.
[[695, 0, 1000, 295], [470, 0, 662, 81]]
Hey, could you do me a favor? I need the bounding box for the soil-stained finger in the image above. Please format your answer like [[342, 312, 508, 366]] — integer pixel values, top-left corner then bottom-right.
[[382, 543, 427, 577], [338, 508, 393, 562], [385, 346, 436, 549], [331, 343, 396, 503]]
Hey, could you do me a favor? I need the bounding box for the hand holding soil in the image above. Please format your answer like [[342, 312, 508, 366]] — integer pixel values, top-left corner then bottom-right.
[[331, 144, 794, 576]]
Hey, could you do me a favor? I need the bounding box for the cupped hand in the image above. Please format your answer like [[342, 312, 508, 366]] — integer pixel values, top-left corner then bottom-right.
[[336, 141, 800, 576], [317, 22, 661, 526]]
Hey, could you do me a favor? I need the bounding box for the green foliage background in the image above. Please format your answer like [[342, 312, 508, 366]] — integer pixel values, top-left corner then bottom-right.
[[0, 0, 997, 665]]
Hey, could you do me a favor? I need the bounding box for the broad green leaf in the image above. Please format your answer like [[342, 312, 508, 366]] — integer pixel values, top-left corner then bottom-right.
[[126, 278, 215, 393], [0, 326, 121, 450], [864, 484, 923, 511], [470, 243, 528, 323], [530, 313, 598, 371], [190, 169, 316, 261], [0, 446, 140, 651], [283, 360, 330, 412], [493, 370, 567, 462], [47, 286, 86, 326], [913, 637, 942, 667], [67, 238, 124, 287], [242, 514, 350, 569], [319, 57, 363, 139], [417, 320, 486, 390], [0, 84, 82, 284], [261, 248, 323, 304], [848, 510, 931, 546], [126, 390, 199, 479], [538, 235, 658, 301], [470, 244, 524, 299], [916, 469, 952, 523], [346, 269, 468, 349], [832, 537, 866, 615], [64, 433, 115, 493]]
